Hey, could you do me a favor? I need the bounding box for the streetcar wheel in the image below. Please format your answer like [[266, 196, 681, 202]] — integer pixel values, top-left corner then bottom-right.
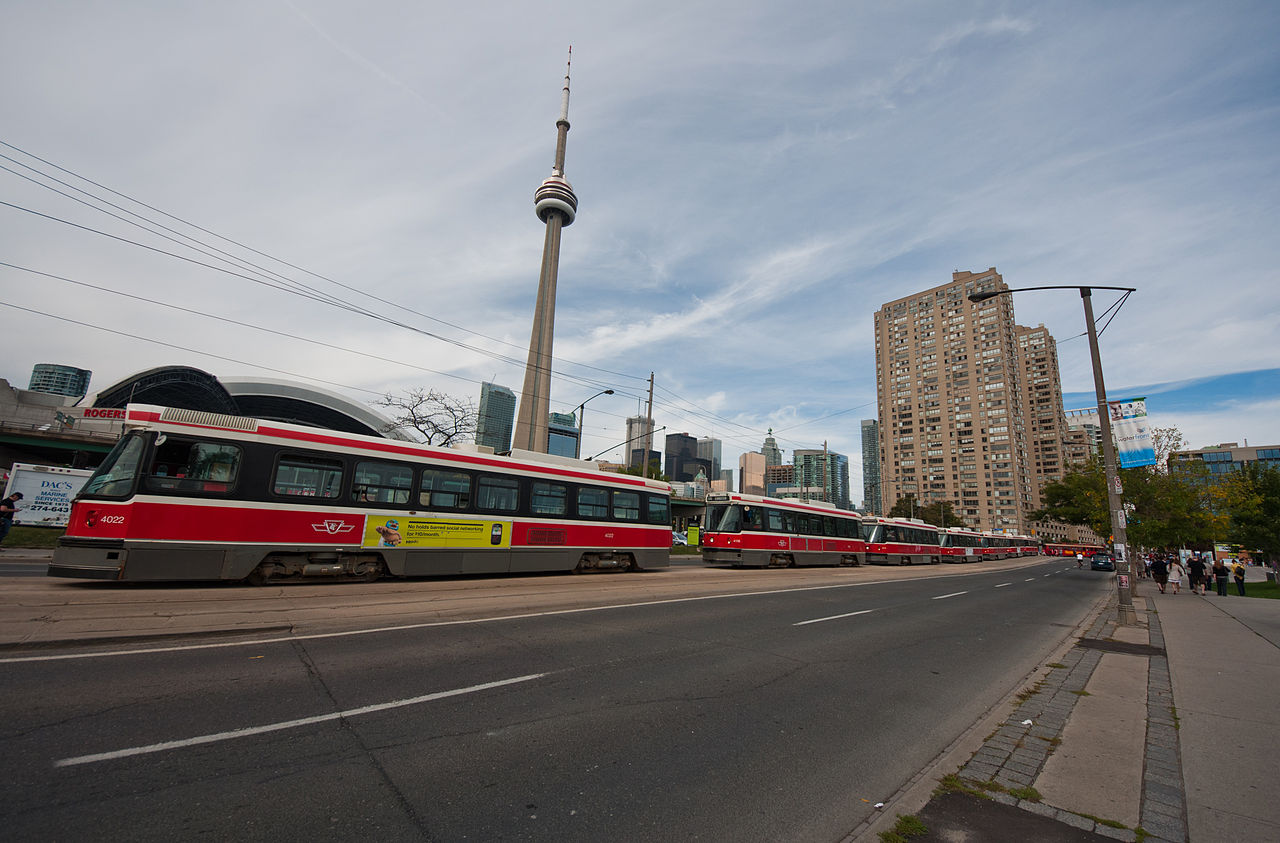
[[359, 561, 384, 583], [246, 566, 273, 586]]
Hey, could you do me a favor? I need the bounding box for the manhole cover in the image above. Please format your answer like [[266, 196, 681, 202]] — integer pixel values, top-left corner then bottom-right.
[[1076, 637, 1165, 657]]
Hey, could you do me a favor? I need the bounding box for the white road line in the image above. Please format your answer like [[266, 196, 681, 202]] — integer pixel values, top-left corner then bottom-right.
[[1025, 578, 1037, 582], [932, 591, 967, 600], [54, 672, 544, 768], [794, 609, 875, 626], [7, 559, 1056, 665], [0, 578, 915, 665], [995, 583, 1012, 588]]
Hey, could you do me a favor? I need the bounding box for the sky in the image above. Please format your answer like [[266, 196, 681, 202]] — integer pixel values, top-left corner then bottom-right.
[[2, 1, 1278, 502]]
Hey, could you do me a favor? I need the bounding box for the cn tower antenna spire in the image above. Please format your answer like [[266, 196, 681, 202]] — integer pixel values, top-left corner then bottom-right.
[[512, 49, 580, 453]]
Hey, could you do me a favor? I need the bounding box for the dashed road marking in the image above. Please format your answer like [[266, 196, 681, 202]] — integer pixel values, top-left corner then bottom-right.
[[55, 673, 545, 768], [794, 609, 875, 626]]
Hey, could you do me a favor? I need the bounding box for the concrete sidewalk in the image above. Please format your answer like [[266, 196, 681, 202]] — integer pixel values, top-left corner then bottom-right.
[[869, 569, 1280, 842]]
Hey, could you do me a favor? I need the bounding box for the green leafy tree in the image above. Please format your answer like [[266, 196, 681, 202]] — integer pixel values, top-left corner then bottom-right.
[[1032, 458, 1109, 539], [887, 494, 919, 520], [1218, 462, 1280, 564], [1035, 425, 1218, 551]]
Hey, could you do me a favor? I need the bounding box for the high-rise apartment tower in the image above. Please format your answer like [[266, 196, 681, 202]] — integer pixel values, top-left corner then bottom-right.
[[874, 268, 1067, 532]]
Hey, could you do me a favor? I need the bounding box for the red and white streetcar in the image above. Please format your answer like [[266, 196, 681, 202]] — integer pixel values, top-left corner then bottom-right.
[[939, 526, 985, 563], [861, 516, 942, 565], [51, 405, 672, 584], [700, 492, 865, 567]]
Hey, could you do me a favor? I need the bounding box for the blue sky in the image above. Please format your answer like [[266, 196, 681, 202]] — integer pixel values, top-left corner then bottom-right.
[[2, 1, 1278, 500]]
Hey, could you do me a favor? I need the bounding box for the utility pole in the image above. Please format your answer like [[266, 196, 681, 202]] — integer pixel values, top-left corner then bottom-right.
[[644, 372, 655, 478]]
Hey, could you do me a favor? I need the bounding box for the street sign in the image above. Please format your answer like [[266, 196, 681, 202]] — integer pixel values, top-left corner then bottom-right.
[[1117, 574, 1129, 589]]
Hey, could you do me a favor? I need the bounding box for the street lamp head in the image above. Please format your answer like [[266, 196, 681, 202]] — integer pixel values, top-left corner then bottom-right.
[[604, 389, 614, 395], [967, 290, 1004, 303]]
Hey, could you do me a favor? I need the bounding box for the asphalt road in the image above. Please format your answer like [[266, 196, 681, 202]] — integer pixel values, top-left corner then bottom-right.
[[3, 558, 1108, 841]]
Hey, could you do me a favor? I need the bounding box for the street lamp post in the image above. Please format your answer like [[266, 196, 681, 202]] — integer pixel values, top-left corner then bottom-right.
[[573, 389, 614, 460], [969, 284, 1138, 625]]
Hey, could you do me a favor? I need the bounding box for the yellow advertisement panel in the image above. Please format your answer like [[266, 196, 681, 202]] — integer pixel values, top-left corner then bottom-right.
[[362, 516, 512, 549]]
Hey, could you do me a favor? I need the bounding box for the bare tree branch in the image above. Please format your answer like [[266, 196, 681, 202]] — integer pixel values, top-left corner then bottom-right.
[[373, 388, 477, 446]]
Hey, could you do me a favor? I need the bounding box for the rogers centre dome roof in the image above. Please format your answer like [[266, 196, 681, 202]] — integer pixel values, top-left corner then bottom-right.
[[90, 367, 414, 441]]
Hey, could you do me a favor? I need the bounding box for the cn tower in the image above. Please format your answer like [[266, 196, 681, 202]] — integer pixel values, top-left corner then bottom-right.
[[512, 49, 579, 453]]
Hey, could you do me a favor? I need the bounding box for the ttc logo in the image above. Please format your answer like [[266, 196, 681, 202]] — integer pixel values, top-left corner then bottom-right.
[[311, 520, 356, 535]]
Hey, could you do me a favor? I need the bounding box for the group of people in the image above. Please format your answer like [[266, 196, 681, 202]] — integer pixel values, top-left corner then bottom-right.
[[1144, 552, 1249, 596]]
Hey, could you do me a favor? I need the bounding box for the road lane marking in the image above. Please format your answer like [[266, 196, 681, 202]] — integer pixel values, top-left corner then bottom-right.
[[932, 591, 967, 600], [4, 560, 1058, 665], [54, 673, 545, 768], [794, 609, 875, 626], [1025, 578, 1037, 582], [995, 583, 1012, 588]]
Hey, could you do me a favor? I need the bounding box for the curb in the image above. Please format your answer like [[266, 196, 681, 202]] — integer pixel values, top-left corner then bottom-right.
[[943, 593, 1189, 842], [0, 624, 296, 653], [847, 584, 1114, 842]]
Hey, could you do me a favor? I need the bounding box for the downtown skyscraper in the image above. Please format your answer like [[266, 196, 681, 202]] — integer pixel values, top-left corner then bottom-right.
[[476, 382, 516, 452], [873, 268, 1068, 533]]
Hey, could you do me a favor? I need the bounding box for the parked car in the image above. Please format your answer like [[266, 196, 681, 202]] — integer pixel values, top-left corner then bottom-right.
[[672, 531, 688, 546], [1090, 554, 1115, 571]]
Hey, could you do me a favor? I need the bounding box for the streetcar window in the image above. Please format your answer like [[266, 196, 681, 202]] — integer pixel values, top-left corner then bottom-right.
[[273, 454, 343, 498], [780, 511, 795, 533], [766, 509, 784, 532], [352, 461, 412, 505], [823, 517, 837, 537], [710, 505, 741, 533], [531, 481, 568, 516], [476, 476, 519, 513], [144, 438, 242, 494], [577, 487, 609, 519], [646, 494, 670, 525], [80, 432, 146, 498], [740, 506, 763, 531], [612, 491, 640, 521], [839, 518, 857, 539], [421, 469, 471, 510]]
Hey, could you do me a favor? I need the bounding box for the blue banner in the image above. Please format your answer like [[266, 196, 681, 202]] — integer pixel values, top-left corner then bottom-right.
[[1110, 398, 1157, 468]]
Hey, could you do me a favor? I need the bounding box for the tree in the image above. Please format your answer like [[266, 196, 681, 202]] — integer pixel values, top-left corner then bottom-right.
[[374, 388, 476, 446], [1218, 462, 1280, 564], [1034, 426, 1221, 551], [887, 494, 918, 520]]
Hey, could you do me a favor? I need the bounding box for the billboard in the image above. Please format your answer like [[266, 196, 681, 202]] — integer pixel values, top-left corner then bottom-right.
[[1109, 398, 1157, 468]]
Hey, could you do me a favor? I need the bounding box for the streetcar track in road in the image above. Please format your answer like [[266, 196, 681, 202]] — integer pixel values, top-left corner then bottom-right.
[[53, 673, 546, 768]]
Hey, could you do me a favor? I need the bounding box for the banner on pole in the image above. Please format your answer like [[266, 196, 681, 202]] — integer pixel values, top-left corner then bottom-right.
[[1109, 398, 1157, 468]]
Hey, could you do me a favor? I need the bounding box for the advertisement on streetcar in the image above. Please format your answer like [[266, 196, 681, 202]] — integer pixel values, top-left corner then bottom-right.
[[362, 515, 513, 549]]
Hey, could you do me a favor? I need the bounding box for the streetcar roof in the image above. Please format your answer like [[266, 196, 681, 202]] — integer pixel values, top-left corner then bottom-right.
[[119, 404, 671, 492], [703, 491, 855, 515]]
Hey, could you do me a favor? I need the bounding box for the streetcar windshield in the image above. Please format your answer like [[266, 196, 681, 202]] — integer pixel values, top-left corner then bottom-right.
[[706, 504, 739, 532], [80, 432, 147, 498]]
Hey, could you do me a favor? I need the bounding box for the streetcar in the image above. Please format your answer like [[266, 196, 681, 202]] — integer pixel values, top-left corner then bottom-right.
[[700, 492, 865, 567], [50, 405, 672, 584], [1042, 542, 1105, 558], [862, 516, 942, 565], [939, 527, 985, 563]]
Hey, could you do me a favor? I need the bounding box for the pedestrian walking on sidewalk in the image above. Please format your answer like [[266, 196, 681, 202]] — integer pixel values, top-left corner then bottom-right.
[[1213, 559, 1230, 596], [1233, 559, 1248, 596], [1169, 559, 1184, 594], [1187, 555, 1207, 595], [0, 491, 23, 550], [1151, 555, 1169, 593]]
